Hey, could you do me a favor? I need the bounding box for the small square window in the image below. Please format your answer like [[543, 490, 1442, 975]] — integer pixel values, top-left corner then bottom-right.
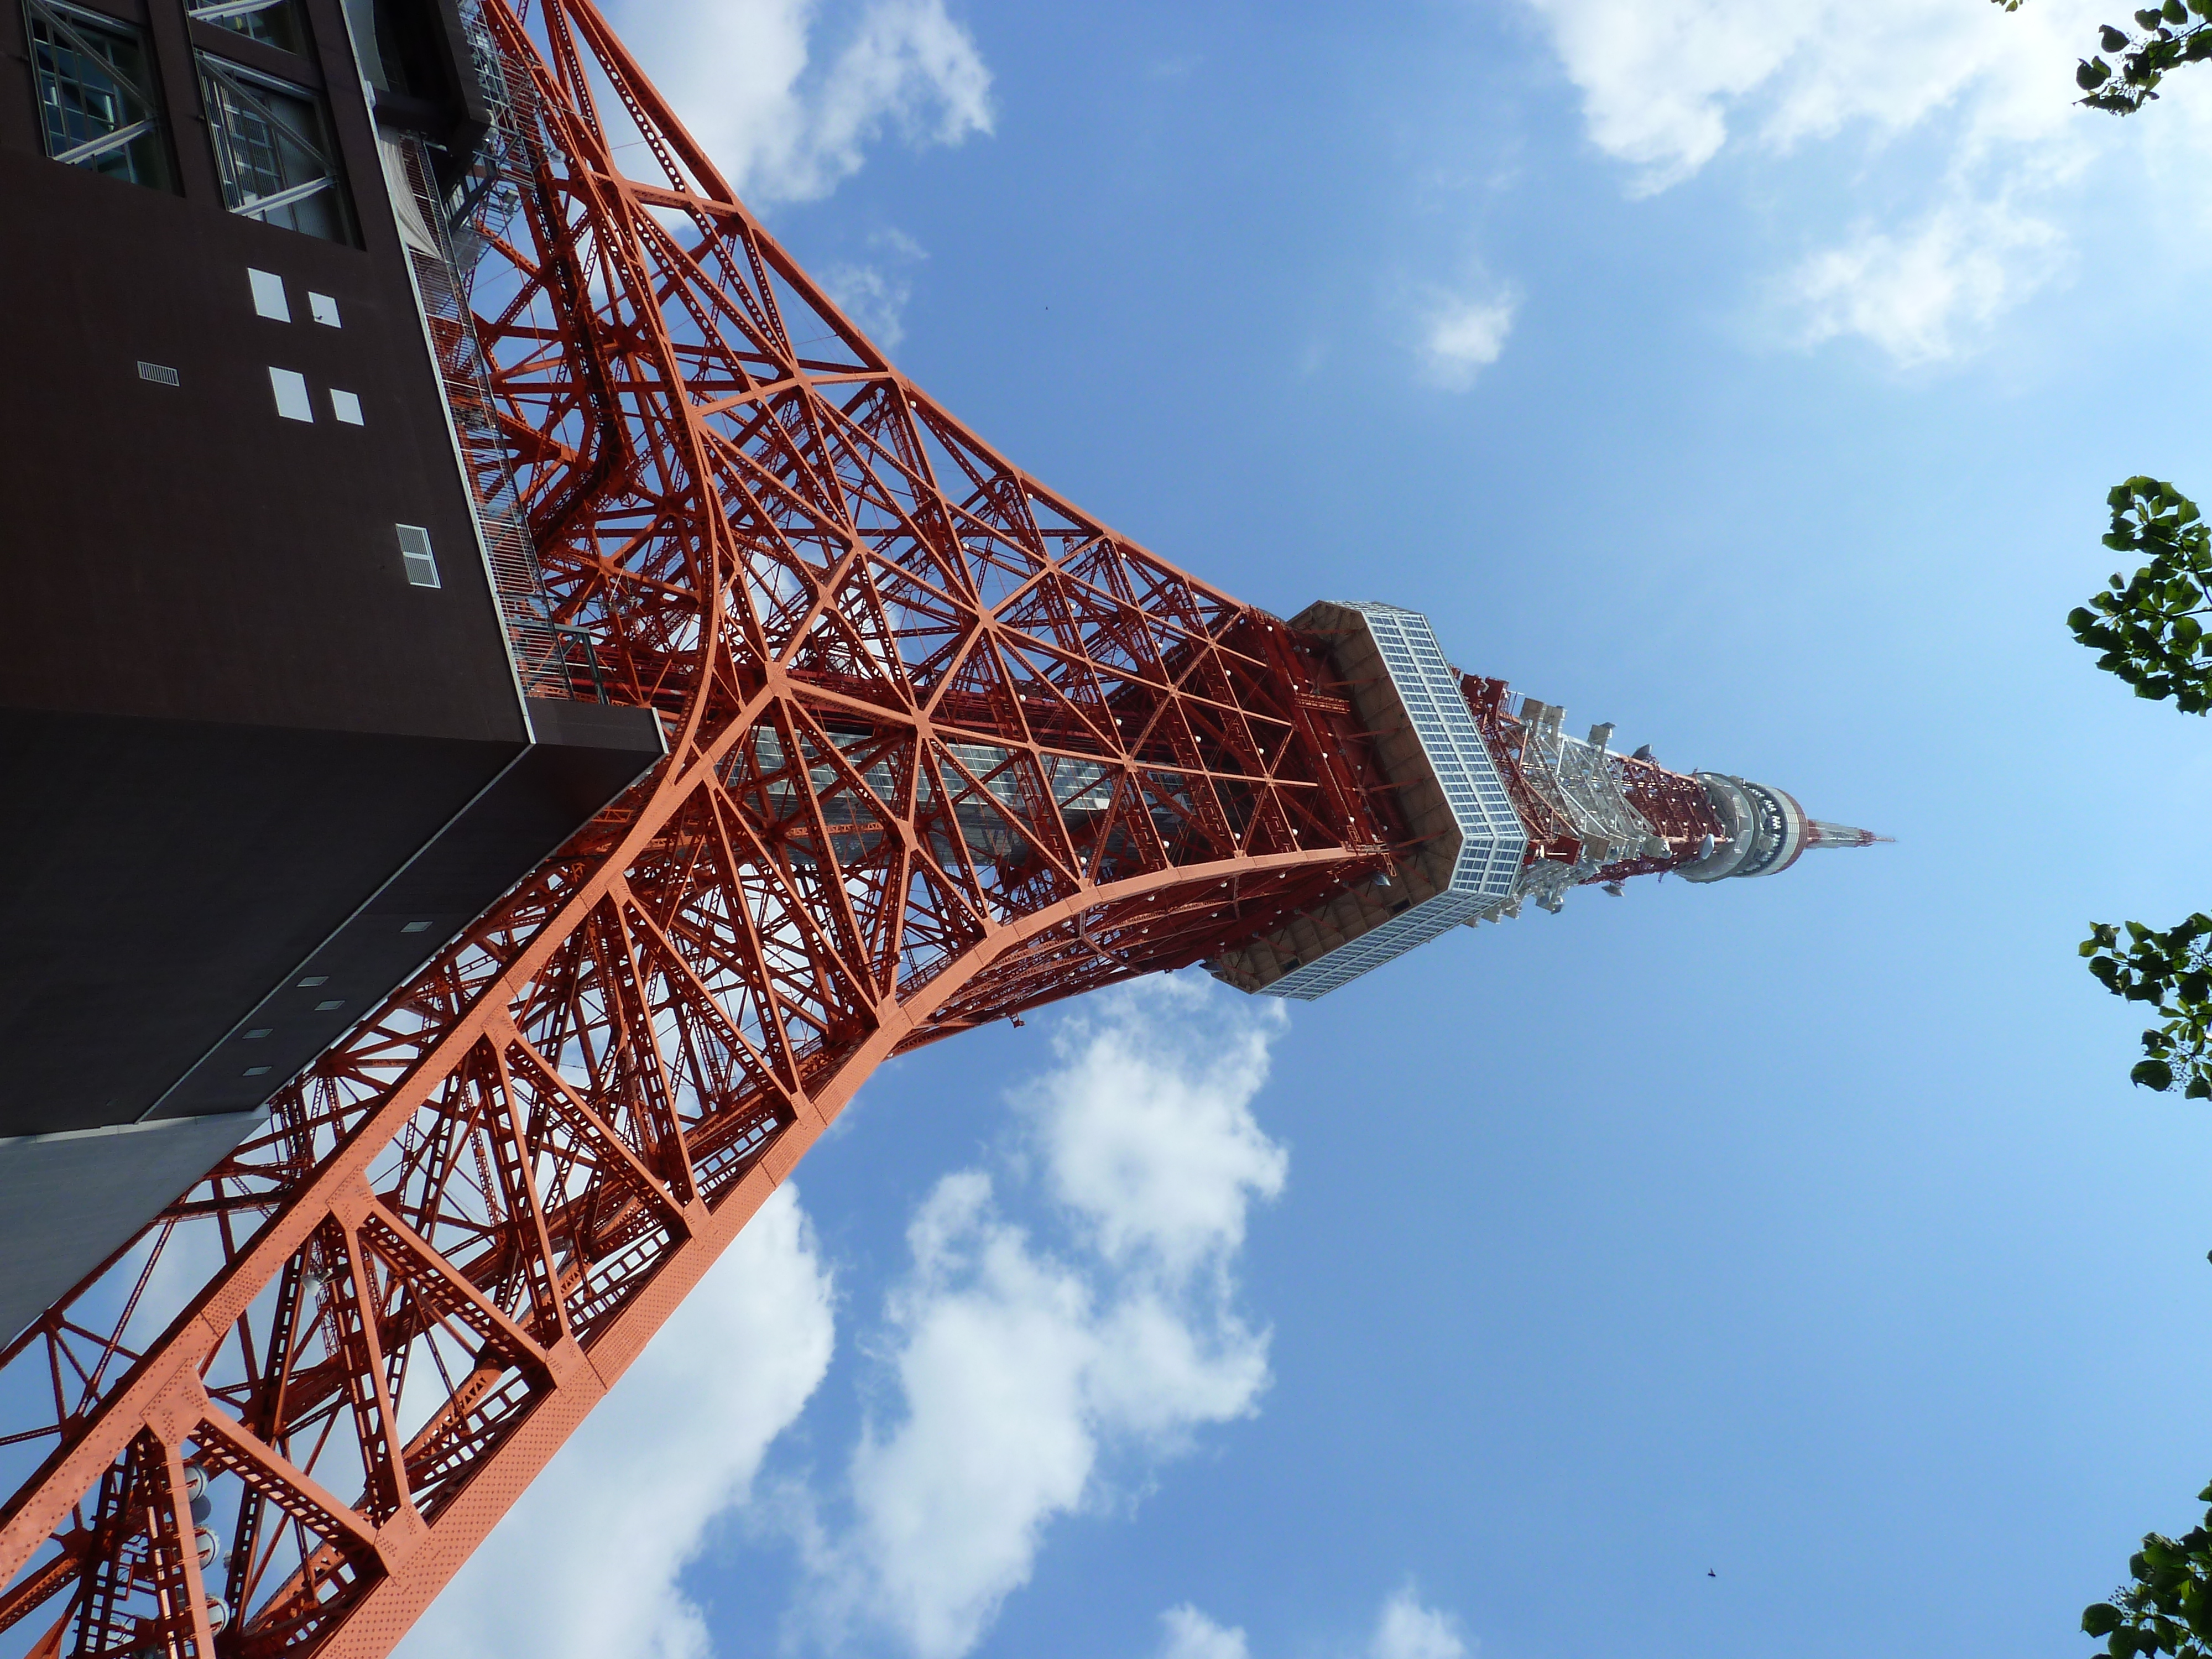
[[243, 1066, 271, 1076], [314, 998, 344, 1011], [309, 291, 340, 327], [330, 388, 362, 425], [395, 524, 440, 589], [268, 366, 312, 421], [248, 267, 289, 321], [243, 1028, 272, 1039], [136, 361, 179, 386], [400, 920, 431, 933], [29, 2, 172, 191], [296, 975, 327, 987]]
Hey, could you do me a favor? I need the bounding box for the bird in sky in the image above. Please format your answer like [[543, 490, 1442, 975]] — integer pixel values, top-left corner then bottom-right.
[[1707, 1570, 1717, 1578]]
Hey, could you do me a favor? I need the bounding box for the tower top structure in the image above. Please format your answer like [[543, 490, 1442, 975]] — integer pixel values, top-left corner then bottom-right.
[[1204, 601, 1887, 1000], [0, 3, 1886, 1654]]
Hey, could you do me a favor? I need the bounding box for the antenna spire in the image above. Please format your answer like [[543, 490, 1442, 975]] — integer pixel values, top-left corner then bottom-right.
[[1804, 821, 1893, 850]]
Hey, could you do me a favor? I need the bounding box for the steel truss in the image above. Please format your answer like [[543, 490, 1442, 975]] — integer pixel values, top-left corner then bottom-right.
[[1459, 675, 1722, 907], [0, 4, 1396, 1652]]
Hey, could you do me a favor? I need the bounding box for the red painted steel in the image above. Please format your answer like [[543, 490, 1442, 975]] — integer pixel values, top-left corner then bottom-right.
[[0, 4, 1400, 1652], [1461, 676, 1586, 865], [1459, 674, 1724, 885]]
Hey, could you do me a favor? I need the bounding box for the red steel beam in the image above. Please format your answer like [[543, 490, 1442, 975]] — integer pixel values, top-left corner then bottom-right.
[[0, 6, 1397, 1655]]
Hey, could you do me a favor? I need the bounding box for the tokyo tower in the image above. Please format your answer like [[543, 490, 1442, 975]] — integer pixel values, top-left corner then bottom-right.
[[0, 1, 1884, 1653]]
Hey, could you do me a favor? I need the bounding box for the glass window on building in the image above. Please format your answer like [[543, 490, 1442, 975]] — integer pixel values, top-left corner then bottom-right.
[[186, 0, 309, 55], [26, 1, 173, 190], [197, 57, 352, 243]]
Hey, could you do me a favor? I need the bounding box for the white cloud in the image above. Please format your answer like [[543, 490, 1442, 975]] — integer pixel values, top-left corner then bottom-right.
[[797, 979, 1287, 1659], [1519, 0, 2115, 362], [1525, 0, 1802, 195], [395, 1188, 834, 1659], [1026, 975, 1286, 1275], [1149, 1586, 1469, 1659], [1418, 289, 1519, 390], [1521, 0, 2101, 196], [1788, 199, 2061, 366], [1159, 1603, 1252, 1659], [1369, 1585, 1469, 1659], [822, 262, 914, 346], [612, 0, 992, 205], [822, 229, 930, 347], [833, 1172, 1105, 1659]]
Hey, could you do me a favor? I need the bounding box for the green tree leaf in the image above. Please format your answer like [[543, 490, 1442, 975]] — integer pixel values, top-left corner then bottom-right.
[[2073, 1489, 2212, 1656], [2009, 8, 2212, 111], [2086, 919, 2212, 1097], [2070, 479, 2212, 713]]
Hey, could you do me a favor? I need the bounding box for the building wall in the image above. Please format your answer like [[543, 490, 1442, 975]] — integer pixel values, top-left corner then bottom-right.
[[0, 0, 524, 739], [0, 0, 666, 1140], [0, 0, 665, 1333]]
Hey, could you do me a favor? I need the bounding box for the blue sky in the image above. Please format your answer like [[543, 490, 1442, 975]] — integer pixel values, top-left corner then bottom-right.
[[400, 3, 2212, 1657]]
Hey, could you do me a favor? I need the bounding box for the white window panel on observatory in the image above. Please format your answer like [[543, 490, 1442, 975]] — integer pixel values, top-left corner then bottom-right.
[[1264, 603, 1526, 1001]]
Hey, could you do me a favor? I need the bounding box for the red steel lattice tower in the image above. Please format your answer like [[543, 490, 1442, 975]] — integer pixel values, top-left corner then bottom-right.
[[0, 4, 1882, 1654]]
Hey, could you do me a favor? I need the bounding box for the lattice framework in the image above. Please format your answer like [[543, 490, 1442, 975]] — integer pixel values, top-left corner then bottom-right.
[[0, 5, 1396, 1652]]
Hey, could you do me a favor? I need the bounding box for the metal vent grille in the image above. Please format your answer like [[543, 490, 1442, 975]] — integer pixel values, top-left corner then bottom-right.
[[396, 523, 441, 589]]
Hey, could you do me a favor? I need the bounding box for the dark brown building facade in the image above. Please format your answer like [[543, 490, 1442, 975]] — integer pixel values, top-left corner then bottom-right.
[[0, 0, 661, 1338]]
